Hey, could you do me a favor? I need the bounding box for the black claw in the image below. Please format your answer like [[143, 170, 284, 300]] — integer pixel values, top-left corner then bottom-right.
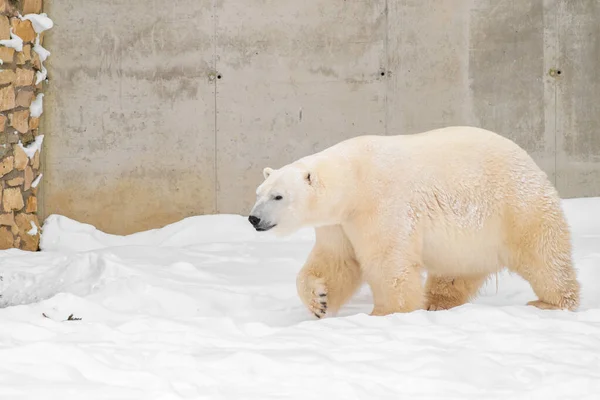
[[320, 301, 327, 306], [318, 293, 327, 297], [314, 312, 321, 319]]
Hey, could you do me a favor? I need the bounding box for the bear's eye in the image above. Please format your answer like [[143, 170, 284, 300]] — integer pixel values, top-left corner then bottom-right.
[[274, 195, 283, 201]]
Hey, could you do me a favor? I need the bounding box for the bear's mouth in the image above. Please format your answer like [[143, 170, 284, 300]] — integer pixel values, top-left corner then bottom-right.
[[255, 224, 276, 232]]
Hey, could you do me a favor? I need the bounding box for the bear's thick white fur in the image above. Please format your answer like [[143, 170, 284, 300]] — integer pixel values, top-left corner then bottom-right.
[[249, 126, 581, 318]]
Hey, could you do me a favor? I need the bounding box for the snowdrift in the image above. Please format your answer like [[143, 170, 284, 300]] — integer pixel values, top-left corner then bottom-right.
[[1, 198, 600, 399]]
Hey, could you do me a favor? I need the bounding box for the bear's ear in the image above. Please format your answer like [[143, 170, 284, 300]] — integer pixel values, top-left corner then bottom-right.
[[263, 167, 274, 179], [305, 171, 313, 185]]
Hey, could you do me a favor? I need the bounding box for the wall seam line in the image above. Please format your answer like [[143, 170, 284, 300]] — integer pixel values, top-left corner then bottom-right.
[[213, 0, 219, 213], [554, 1, 558, 187], [384, 0, 389, 136]]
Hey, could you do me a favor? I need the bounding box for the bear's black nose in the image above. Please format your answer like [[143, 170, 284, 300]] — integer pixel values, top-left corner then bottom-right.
[[248, 215, 261, 226]]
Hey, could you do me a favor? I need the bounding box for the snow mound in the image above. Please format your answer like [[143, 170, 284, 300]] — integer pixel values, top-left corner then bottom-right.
[[1, 198, 600, 398], [40, 213, 315, 252]]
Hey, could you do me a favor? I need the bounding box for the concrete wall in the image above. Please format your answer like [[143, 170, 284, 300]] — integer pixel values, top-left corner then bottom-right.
[[41, 0, 600, 235]]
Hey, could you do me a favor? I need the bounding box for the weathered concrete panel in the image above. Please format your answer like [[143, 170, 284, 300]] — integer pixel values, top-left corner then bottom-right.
[[469, 0, 553, 176], [37, 0, 600, 232], [215, 0, 386, 214], [388, 0, 552, 178], [42, 0, 216, 234], [555, 0, 600, 197], [387, 0, 476, 135]]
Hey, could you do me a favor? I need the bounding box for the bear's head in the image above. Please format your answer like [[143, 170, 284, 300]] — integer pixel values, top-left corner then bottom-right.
[[248, 158, 349, 236]]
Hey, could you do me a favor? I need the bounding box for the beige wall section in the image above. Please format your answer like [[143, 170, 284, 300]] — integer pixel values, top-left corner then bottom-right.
[[469, 1, 554, 176], [555, 0, 600, 197], [40, 0, 600, 234], [41, 0, 216, 234], [215, 0, 387, 214], [386, 0, 554, 175], [387, 0, 476, 134]]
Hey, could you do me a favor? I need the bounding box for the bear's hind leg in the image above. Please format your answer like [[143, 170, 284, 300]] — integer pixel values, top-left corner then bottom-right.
[[425, 274, 489, 311], [509, 217, 580, 311], [510, 253, 580, 311], [296, 225, 363, 318]]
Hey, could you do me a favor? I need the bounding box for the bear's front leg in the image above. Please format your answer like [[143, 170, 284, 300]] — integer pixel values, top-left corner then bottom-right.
[[365, 258, 425, 316], [425, 274, 488, 311], [344, 214, 425, 316], [296, 271, 329, 318], [296, 225, 363, 319]]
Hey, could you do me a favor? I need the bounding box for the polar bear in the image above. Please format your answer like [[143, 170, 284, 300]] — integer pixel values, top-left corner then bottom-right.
[[248, 126, 581, 318]]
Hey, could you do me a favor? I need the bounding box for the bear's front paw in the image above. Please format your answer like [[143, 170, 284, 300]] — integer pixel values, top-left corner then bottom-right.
[[425, 298, 456, 311], [426, 304, 450, 311], [302, 276, 328, 319]]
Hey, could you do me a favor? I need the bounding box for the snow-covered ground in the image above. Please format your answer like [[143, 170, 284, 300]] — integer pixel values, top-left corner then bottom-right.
[[1, 198, 600, 399]]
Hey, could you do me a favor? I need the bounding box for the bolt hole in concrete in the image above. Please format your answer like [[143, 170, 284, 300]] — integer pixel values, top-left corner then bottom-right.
[[557, 70, 562, 75], [380, 71, 386, 76], [217, 74, 222, 79]]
